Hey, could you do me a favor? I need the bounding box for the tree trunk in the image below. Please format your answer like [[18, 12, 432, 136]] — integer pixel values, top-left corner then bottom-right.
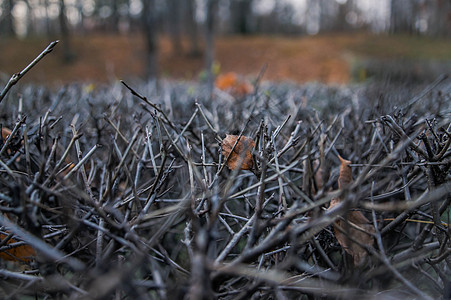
[[305, 0, 321, 35], [22, 0, 34, 37], [1, 0, 15, 37], [335, 0, 355, 32], [168, 0, 183, 55], [111, 0, 120, 33], [43, 0, 53, 37], [59, 0, 74, 63], [205, 0, 218, 96], [427, 0, 451, 37], [142, 0, 159, 80], [390, 0, 416, 34], [319, 0, 338, 33], [75, 0, 86, 34], [231, 0, 253, 34], [187, 0, 201, 57]]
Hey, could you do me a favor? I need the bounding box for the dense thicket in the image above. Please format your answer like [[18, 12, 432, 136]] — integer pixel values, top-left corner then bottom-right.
[[0, 77, 450, 299]]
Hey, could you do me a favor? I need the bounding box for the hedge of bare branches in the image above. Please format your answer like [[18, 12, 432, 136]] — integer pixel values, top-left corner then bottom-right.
[[0, 74, 450, 299]]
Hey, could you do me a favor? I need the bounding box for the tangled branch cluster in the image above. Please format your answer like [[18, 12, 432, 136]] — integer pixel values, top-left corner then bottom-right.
[[0, 76, 450, 299]]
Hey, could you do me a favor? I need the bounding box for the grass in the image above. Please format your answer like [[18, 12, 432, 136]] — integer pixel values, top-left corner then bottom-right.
[[350, 34, 451, 60]]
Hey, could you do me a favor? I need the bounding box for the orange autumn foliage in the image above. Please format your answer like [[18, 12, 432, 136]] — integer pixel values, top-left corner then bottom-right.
[[2, 127, 12, 140], [221, 135, 255, 171], [329, 155, 375, 266], [0, 219, 35, 262], [0, 234, 35, 262], [1, 127, 22, 158], [215, 72, 237, 90], [337, 155, 352, 189], [215, 72, 254, 97], [313, 159, 324, 192]]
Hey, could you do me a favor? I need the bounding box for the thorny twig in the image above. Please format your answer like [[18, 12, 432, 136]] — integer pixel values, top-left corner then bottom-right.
[[0, 41, 59, 103], [1, 77, 450, 299]]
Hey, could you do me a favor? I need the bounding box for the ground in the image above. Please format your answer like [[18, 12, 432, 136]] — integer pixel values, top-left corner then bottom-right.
[[0, 33, 450, 86]]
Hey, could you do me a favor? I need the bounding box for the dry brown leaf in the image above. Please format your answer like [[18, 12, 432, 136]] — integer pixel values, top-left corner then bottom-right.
[[221, 134, 255, 171], [0, 232, 35, 262], [1, 127, 24, 158], [312, 159, 325, 193], [232, 81, 254, 97], [1, 127, 12, 140], [337, 154, 352, 189], [0, 213, 36, 262], [215, 72, 238, 91], [329, 155, 375, 266], [215, 72, 254, 97], [331, 209, 375, 266]]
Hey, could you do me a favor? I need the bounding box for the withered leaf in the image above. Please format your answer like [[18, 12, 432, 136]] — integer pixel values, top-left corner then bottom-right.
[[337, 154, 352, 189], [0, 232, 35, 262], [215, 72, 254, 97], [313, 159, 324, 192], [329, 206, 376, 266], [329, 155, 375, 266], [221, 134, 255, 171], [215, 72, 238, 91], [1, 127, 12, 140]]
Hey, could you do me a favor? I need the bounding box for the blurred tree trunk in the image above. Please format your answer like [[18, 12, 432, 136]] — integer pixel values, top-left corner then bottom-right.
[[111, 0, 120, 33], [168, 0, 183, 55], [305, 0, 320, 35], [76, 0, 86, 34], [230, 0, 253, 34], [205, 0, 218, 96], [121, 0, 131, 33], [0, 0, 15, 37], [319, 0, 337, 32], [427, 0, 451, 37], [22, 0, 34, 37], [59, 0, 75, 63], [142, 0, 159, 80], [43, 0, 53, 37], [335, 0, 355, 32], [187, 0, 201, 57], [390, 0, 416, 34], [335, 2, 347, 31]]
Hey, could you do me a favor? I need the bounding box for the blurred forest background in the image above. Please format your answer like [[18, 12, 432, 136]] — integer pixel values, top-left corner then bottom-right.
[[0, 0, 450, 85]]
